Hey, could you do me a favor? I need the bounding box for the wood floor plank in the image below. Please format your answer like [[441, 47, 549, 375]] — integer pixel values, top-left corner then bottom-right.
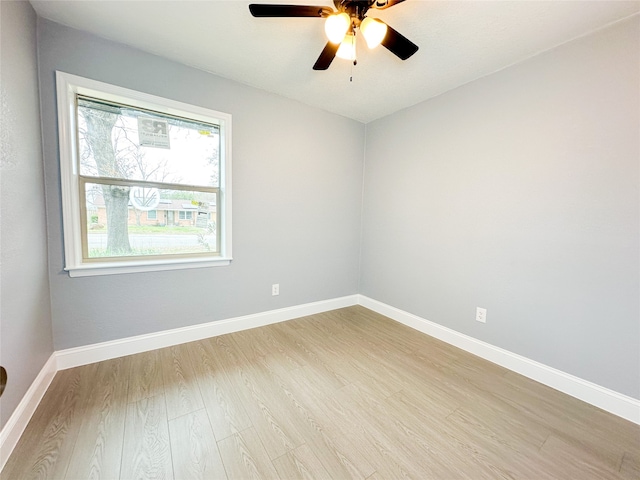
[[343, 381, 491, 479], [229, 326, 304, 371], [346, 306, 453, 355], [168, 409, 227, 480], [619, 450, 640, 480], [231, 358, 307, 459], [444, 407, 561, 479], [120, 394, 173, 480], [279, 328, 352, 391], [211, 335, 307, 460], [386, 348, 502, 405], [364, 472, 383, 480], [272, 443, 332, 480], [217, 427, 279, 480], [352, 345, 467, 411], [539, 434, 625, 480], [317, 386, 424, 479], [254, 324, 308, 370], [447, 401, 550, 453], [187, 339, 253, 441], [127, 349, 164, 404], [64, 357, 130, 480], [381, 388, 546, 479], [1, 372, 70, 479], [484, 371, 630, 471], [224, 329, 267, 362], [250, 357, 382, 479], [160, 343, 204, 420], [283, 369, 375, 479], [2, 365, 97, 480]]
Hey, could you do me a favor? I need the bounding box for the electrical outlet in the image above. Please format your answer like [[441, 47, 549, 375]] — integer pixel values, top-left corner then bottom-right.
[[272, 284, 280, 296], [476, 307, 487, 323]]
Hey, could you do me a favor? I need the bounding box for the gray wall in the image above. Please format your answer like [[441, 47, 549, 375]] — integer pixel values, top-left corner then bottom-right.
[[360, 17, 640, 399], [0, 1, 54, 429], [37, 19, 365, 350]]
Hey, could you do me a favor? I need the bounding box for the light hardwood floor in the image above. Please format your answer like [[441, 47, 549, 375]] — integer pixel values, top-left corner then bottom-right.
[[3, 306, 639, 479]]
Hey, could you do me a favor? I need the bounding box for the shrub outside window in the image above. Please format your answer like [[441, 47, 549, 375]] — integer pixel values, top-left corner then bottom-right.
[[56, 72, 232, 277]]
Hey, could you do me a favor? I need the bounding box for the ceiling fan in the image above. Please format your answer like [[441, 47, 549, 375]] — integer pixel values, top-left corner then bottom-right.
[[249, 0, 419, 70]]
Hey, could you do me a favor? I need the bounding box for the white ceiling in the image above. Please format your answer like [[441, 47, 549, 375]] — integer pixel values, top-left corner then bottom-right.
[[30, 0, 640, 123]]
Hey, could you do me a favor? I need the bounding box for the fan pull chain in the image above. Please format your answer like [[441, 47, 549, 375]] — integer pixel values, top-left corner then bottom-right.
[[350, 59, 358, 82], [350, 28, 357, 82]]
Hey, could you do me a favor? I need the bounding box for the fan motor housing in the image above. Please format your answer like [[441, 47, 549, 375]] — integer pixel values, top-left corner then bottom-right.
[[335, 0, 374, 21]]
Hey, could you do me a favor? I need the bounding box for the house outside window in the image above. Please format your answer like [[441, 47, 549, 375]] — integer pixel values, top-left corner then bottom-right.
[[56, 71, 232, 276]]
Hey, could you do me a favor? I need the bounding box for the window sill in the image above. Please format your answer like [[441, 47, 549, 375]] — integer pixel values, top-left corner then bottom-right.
[[65, 257, 232, 277]]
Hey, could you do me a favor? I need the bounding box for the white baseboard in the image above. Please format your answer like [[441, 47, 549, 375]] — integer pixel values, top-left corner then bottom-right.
[[56, 295, 359, 370], [358, 295, 640, 425], [0, 354, 57, 472]]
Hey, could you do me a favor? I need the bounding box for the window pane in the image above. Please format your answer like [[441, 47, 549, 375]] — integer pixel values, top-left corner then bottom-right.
[[85, 182, 218, 259], [78, 96, 220, 188]]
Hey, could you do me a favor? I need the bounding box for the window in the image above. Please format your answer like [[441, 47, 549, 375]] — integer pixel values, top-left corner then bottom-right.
[[56, 72, 232, 276]]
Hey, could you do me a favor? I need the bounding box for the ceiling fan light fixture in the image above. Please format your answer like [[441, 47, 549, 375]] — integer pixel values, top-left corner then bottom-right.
[[325, 12, 350, 44], [249, 1, 418, 70], [336, 32, 357, 61], [360, 17, 387, 49]]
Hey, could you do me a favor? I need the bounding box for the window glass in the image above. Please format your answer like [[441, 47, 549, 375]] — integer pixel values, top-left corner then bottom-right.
[[77, 96, 220, 188], [56, 72, 231, 276], [84, 183, 218, 258]]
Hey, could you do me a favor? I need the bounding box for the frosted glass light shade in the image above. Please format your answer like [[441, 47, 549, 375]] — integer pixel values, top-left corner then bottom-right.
[[336, 33, 356, 61], [360, 17, 387, 49], [325, 12, 350, 44]]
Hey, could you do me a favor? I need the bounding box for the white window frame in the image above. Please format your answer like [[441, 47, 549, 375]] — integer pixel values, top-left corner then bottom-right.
[[147, 210, 157, 221], [56, 71, 232, 277]]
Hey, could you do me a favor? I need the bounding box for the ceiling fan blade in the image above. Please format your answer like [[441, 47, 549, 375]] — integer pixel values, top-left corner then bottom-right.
[[371, 0, 407, 10], [313, 41, 340, 70], [249, 4, 332, 17], [379, 22, 419, 60]]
